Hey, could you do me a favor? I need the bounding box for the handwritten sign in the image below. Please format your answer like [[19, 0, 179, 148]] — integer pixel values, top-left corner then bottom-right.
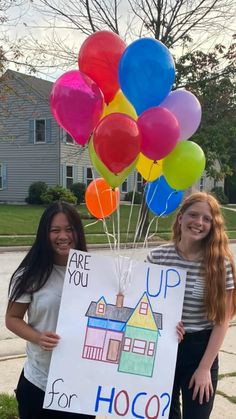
[[44, 250, 186, 418]]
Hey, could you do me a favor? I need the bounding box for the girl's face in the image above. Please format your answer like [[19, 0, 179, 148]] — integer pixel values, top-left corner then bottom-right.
[[49, 212, 77, 265], [178, 201, 212, 244]]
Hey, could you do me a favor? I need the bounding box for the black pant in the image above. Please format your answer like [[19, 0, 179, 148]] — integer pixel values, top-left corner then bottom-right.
[[169, 329, 218, 419], [16, 370, 96, 419]]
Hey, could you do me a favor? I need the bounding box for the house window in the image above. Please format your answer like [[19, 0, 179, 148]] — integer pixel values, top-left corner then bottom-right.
[[66, 133, 74, 144], [97, 303, 105, 314], [132, 339, 146, 355], [136, 172, 143, 192], [35, 119, 46, 143], [123, 337, 132, 352], [199, 176, 204, 191], [147, 342, 155, 357], [86, 167, 93, 186], [0, 164, 2, 189], [66, 165, 73, 189], [139, 302, 148, 315], [121, 179, 128, 193]]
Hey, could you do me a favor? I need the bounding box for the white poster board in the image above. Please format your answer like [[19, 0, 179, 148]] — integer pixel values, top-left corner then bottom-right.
[[44, 250, 186, 418]]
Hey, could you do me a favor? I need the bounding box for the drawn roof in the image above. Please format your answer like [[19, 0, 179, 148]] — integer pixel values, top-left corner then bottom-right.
[[85, 300, 162, 329]]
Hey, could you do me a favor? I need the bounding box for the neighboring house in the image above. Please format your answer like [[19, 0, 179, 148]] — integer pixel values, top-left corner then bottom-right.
[[0, 69, 223, 203], [83, 292, 162, 377]]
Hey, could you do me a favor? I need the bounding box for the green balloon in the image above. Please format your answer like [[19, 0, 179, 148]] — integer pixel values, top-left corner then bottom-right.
[[162, 141, 206, 190], [88, 137, 137, 188]]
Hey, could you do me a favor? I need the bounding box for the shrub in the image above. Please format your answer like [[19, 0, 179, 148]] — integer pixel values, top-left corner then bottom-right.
[[70, 182, 86, 204], [0, 392, 18, 419], [25, 181, 48, 204], [41, 185, 77, 205], [211, 187, 229, 205], [124, 191, 142, 204]]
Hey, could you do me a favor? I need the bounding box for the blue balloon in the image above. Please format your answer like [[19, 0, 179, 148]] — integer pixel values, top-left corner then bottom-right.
[[119, 38, 175, 115], [145, 176, 183, 216]]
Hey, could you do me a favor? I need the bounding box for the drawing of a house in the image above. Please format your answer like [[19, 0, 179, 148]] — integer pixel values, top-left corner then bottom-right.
[[82, 292, 162, 377]]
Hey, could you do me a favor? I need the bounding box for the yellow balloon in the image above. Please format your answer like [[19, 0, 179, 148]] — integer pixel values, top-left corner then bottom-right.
[[136, 153, 162, 181], [102, 90, 137, 120]]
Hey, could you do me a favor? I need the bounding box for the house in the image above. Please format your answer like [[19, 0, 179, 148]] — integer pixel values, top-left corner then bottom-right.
[[0, 69, 223, 203], [82, 292, 162, 377]]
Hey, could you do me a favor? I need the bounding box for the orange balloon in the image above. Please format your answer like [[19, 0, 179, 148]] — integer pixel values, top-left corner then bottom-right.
[[85, 178, 120, 219]]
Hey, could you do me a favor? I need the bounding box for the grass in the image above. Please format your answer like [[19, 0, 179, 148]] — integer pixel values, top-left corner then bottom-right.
[[0, 203, 236, 246], [0, 393, 18, 419]]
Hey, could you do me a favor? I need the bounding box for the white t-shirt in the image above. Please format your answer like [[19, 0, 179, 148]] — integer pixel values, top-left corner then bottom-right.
[[14, 264, 66, 391]]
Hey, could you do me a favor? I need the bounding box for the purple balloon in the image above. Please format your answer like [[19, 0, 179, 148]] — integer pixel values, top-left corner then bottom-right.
[[50, 70, 104, 146], [160, 89, 202, 140]]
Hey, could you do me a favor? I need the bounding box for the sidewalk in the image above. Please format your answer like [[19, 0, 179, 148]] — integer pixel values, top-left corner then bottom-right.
[[0, 323, 235, 418]]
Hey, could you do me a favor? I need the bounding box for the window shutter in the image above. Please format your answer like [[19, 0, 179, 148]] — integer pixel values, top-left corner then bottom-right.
[[60, 164, 66, 188], [29, 120, 34, 143], [46, 119, 52, 143], [2, 163, 8, 189], [74, 165, 78, 183]]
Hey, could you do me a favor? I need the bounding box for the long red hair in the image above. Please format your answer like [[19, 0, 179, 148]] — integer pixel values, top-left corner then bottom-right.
[[172, 192, 236, 323]]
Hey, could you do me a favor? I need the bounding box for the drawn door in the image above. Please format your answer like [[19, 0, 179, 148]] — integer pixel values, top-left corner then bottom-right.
[[106, 339, 121, 363]]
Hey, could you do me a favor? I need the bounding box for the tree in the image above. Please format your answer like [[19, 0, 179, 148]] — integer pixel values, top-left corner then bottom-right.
[[175, 38, 236, 180], [0, 0, 26, 74], [7, 0, 236, 74]]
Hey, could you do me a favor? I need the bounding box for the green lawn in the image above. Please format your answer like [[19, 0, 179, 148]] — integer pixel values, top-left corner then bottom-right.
[[0, 203, 235, 246]]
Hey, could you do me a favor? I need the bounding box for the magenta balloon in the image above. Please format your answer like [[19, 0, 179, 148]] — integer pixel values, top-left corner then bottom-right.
[[160, 89, 202, 140], [138, 106, 180, 160], [50, 70, 104, 146]]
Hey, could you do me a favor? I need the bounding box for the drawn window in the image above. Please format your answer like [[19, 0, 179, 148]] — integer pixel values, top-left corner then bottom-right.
[[66, 165, 73, 189], [97, 303, 105, 314], [35, 119, 46, 143], [123, 337, 132, 352], [139, 302, 148, 315], [132, 339, 146, 355], [147, 342, 155, 357]]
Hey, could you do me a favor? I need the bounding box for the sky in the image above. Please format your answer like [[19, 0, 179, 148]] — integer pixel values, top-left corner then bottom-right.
[[2, 0, 235, 82]]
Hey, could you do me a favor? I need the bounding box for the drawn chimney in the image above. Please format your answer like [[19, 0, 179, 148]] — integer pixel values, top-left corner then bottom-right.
[[116, 293, 124, 308]]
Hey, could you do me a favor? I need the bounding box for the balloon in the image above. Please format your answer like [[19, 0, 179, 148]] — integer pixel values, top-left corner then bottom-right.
[[136, 153, 162, 182], [138, 106, 180, 160], [162, 141, 206, 190], [93, 113, 141, 174], [85, 178, 120, 219], [78, 31, 126, 104], [89, 137, 137, 188], [119, 38, 175, 115], [50, 70, 104, 146], [102, 90, 137, 120], [160, 89, 202, 140], [145, 176, 183, 216]]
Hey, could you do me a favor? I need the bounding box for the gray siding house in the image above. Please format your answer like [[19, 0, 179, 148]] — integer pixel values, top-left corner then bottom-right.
[[0, 69, 98, 203], [0, 70, 222, 204]]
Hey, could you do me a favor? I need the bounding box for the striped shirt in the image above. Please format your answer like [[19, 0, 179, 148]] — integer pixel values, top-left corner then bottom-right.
[[147, 243, 234, 332]]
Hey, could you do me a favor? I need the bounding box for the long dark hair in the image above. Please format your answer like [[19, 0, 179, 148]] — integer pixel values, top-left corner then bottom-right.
[[9, 201, 87, 301]]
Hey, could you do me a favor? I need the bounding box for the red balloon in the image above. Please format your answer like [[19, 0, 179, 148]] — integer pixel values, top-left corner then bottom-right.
[[138, 106, 180, 160], [93, 113, 141, 175], [78, 31, 126, 104]]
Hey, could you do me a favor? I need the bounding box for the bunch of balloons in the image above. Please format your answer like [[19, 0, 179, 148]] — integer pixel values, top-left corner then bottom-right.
[[50, 30, 205, 219]]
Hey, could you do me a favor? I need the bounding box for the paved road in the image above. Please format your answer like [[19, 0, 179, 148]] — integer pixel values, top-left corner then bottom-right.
[[1, 244, 236, 340]]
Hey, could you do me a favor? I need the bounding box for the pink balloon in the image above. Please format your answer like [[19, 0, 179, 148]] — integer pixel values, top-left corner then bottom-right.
[[138, 106, 180, 160], [50, 70, 104, 146], [160, 89, 202, 140]]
